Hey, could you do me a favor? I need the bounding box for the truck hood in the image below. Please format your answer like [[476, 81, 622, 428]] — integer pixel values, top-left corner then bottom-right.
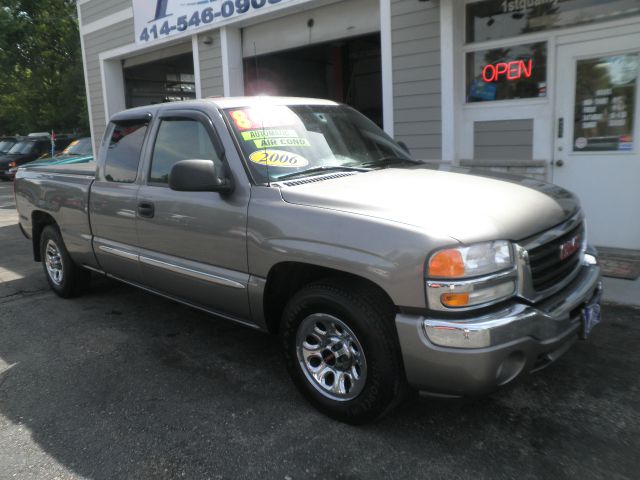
[[278, 166, 580, 244]]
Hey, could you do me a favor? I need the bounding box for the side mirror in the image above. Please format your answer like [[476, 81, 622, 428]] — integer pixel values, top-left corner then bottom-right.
[[169, 159, 234, 193]]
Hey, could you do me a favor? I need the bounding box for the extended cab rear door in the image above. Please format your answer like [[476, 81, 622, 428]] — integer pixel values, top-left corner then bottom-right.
[[135, 108, 252, 321], [90, 116, 151, 284]]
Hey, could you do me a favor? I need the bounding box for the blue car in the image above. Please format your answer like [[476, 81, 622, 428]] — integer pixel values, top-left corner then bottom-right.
[[27, 137, 94, 167]]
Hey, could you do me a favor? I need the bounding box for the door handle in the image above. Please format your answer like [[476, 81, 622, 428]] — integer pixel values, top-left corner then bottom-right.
[[555, 160, 564, 167], [557, 117, 564, 138], [137, 201, 155, 218]]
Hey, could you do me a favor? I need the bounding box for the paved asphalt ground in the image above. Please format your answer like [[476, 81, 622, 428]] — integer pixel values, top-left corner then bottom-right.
[[0, 181, 638, 480]]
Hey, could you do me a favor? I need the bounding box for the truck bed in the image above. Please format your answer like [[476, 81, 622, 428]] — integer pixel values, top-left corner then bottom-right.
[[25, 162, 96, 177], [15, 163, 97, 269]]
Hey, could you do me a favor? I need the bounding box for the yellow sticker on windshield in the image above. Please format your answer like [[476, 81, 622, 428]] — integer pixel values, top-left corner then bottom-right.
[[253, 138, 310, 148], [241, 129, 299, 141], [249, 150, 309, 168]]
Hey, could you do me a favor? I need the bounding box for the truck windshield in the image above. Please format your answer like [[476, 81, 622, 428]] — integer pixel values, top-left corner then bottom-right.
[[0, 141, 16, 153], [8, 141, 36, 154], [223, 104, 415, 184]]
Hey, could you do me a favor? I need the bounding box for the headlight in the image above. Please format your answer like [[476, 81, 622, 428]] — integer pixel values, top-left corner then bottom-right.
[[428, 241, 513, 278], [426, 241, 517, 311], [8, 161, 16, 168]]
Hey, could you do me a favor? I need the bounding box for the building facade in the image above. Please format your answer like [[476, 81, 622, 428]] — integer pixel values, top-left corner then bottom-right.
[[78, 0, 640, 250]]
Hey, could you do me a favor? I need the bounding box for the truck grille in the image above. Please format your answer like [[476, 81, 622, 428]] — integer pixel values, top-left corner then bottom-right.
[[528, 223, 584, 291]]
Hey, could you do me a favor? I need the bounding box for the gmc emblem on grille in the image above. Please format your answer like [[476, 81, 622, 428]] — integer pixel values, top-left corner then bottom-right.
[[559, 235, 581, 260]]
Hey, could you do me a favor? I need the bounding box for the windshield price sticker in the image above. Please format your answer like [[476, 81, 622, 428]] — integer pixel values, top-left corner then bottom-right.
[[241, 129, 299, 141], [249, 150, 309, 168], [229, 107, 300, 131], [253, 138, 310, 148], [136, 0, 290, 44]]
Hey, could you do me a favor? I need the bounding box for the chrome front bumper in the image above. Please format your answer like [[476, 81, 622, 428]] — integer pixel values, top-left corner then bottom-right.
[[395, 261, 601, 395]]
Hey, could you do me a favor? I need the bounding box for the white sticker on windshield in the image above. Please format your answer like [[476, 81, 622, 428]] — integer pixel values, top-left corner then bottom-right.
[[253, 138, 310, 148], [248, 150, 310, 168]]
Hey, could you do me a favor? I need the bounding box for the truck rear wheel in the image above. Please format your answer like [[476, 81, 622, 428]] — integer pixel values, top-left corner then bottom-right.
[[280, 280, 407, 424], [40, 225, 90, 298]]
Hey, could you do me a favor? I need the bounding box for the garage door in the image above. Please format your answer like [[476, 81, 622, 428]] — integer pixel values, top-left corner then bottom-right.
[[241, 0, 380, 57]]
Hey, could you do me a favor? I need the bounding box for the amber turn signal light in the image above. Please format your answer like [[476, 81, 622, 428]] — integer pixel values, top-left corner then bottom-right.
[[440, 292, 470, 307], [428, 249, 465, 278]]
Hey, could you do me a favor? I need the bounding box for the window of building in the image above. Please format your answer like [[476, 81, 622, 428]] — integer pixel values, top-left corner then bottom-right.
[[104, 121, 148, 183], [149, 118, 222, 184], [466, 0, 640, 44], [466, 42, 547, 102], [573, 53, 638, 152]]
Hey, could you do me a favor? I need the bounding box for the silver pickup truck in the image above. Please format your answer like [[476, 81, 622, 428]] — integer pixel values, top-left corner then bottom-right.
[[15, 97, 602, 423]]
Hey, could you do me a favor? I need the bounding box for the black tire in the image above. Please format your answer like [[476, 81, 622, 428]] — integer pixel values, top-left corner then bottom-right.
[[281, 279, 407, 424], [40, 225, 90, 298]]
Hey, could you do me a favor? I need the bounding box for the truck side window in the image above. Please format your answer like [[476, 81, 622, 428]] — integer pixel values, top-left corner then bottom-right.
[[104, 121, 148, 183], [149, 118, 222, 185]]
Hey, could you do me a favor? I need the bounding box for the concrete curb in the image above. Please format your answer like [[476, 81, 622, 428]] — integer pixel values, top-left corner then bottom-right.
[[602, 277, 640, 307]]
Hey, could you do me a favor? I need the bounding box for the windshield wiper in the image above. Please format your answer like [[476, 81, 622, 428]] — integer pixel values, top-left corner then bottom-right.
[[276, 165, 370, 181], [359, 156, 422, 168]]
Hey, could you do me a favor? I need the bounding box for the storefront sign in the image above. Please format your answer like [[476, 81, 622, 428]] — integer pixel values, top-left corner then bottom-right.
[[134, 0, 292, 44], [466, 0, 640, 43], [573, 53, 638, 152], [466, 42, 546, 102], [481, 59, 533, 82], [500, 0, 558, 12]]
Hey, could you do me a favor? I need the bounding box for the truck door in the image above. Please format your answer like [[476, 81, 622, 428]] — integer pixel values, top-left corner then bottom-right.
[[135, 110, 251, 321], [90, 118, 150, 284]]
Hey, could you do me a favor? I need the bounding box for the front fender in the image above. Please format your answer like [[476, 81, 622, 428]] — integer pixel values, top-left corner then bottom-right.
[[247, 187, 455, 309]]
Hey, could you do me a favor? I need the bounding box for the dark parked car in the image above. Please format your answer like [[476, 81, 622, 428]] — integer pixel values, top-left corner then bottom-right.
[[0, 136, 74, 180]]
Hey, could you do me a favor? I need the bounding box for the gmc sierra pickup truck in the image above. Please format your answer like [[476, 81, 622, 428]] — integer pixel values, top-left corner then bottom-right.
[[14, 97, 602, 423]]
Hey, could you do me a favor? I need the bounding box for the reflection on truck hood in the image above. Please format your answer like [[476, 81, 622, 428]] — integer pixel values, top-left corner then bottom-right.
[[278, 165, 580, 244]]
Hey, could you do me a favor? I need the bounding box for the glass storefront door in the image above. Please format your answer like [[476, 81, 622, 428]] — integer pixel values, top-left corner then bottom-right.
[[553, 33, 640, 249]]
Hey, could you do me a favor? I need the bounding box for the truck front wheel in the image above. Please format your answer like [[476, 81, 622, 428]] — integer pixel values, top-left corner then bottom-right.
[[280, 280, 407, 424], [40, 225, 90, 297]]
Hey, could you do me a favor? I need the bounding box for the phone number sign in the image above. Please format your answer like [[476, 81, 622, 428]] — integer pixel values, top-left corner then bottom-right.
[[134, 0, 290, 44]]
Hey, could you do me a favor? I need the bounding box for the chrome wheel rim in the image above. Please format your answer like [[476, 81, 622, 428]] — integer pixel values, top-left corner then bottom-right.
[[296, 313, 367, 401], [45, 239, 64, 285]]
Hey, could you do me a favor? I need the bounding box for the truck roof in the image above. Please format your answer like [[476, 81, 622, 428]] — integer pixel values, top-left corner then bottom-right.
[[110, 96, 340, 123], [205, 96, 339, 109]]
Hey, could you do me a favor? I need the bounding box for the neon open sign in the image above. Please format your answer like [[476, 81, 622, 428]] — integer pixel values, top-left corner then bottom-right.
[[482, 59, 533, 82]]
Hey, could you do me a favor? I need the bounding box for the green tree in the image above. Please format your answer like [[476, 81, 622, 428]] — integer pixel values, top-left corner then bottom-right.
[[0, 0, 87, 135]]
